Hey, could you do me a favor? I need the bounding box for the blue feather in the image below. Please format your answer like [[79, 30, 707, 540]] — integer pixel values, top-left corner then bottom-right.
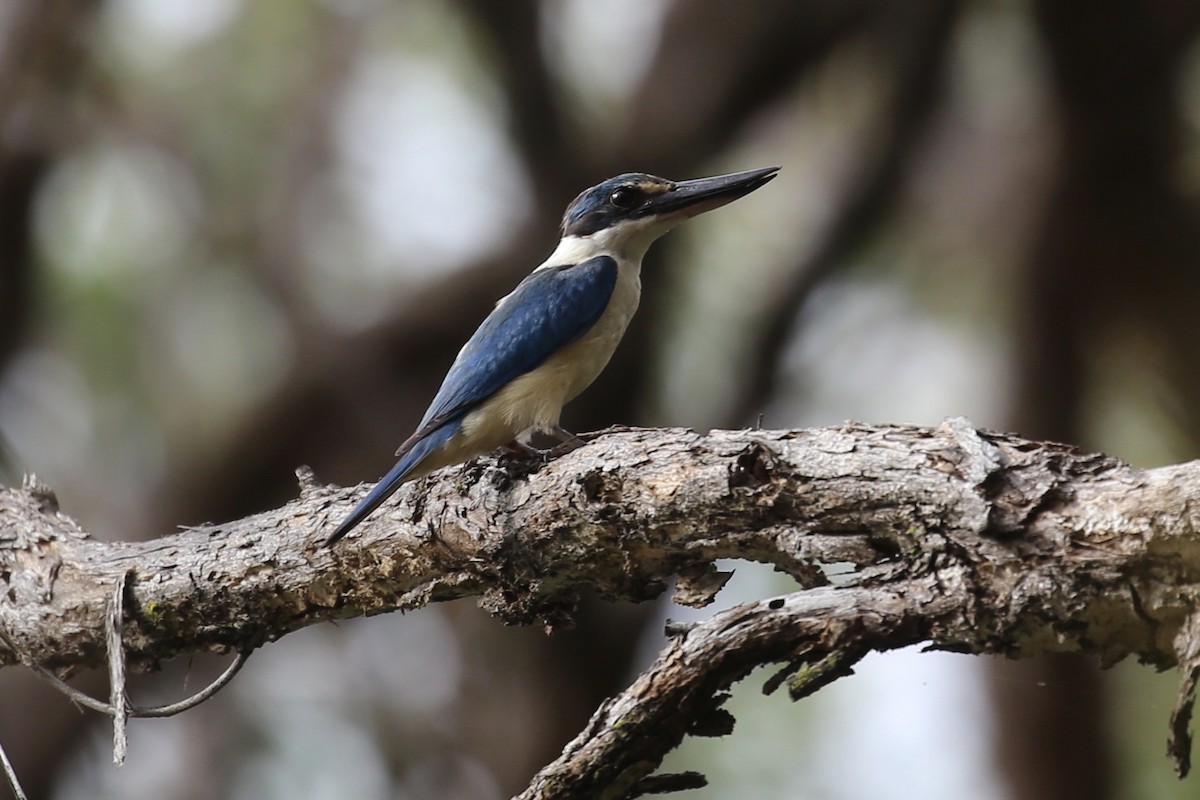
[[324, 421, 460, 545], [325, 255, 618, 544], [413, 255, 618, 435]]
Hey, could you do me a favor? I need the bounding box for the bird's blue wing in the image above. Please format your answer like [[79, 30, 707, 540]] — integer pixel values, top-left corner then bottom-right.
[[324, 256, 618, 545], [412, 255, 619, 436]]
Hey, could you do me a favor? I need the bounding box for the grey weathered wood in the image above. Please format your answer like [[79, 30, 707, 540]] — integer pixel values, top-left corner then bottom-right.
[[3, 421, 1200, 792]]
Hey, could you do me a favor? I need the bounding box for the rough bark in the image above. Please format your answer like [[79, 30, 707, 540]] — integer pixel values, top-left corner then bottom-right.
[[4, 420, 1200, 795]]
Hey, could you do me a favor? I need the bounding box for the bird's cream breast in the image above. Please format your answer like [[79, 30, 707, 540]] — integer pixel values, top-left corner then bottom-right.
[[549, 266, 641, 403], [460, 266, 641, 441]]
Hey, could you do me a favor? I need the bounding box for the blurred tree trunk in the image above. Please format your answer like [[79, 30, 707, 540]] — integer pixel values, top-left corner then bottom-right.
[[0, 3, 105, 799], [998, 2, 1200, 799]]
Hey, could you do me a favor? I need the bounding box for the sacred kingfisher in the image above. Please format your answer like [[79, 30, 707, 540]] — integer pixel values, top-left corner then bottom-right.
[[325, 165, 779, 545]]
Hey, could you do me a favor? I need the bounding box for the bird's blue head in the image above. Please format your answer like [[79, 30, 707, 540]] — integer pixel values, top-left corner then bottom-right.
[[560, 166, 780, 239]]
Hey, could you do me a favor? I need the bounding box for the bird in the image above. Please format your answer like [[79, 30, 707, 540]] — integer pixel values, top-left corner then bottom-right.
[[325, 165, 780, 545]]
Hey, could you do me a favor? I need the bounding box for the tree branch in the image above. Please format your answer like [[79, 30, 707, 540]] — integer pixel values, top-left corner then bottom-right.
[[3, 420, 1200, 788], [520, 583, 931, 798]]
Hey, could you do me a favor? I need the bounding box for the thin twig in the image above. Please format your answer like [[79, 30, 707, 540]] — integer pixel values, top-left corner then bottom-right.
[[107, 572, 128, 765], [0, 732, 28, 800], [0, 625, 250, 717], [129, 651, 251, 718]]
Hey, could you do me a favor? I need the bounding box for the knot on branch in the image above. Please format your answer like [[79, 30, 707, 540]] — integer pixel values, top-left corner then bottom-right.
[[936, 417, 1119, 538], [479, 584, 581, 633], [20, 474, 59, 514], [729, 439, 778, 491]]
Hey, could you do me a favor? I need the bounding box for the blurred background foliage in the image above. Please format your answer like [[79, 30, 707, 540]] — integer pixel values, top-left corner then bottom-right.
[[1, 0, 1199, 798]]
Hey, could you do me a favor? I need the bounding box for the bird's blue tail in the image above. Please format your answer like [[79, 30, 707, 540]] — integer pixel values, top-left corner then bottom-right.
[[324, 423, 458, 545]]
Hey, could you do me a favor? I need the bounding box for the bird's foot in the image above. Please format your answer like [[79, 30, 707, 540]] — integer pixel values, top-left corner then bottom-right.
[[547, 425, 587, 454], [499, 428, 590, 465]]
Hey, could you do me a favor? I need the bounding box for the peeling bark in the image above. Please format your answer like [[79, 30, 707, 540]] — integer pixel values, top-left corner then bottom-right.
[[3, 420, 1200, 793]]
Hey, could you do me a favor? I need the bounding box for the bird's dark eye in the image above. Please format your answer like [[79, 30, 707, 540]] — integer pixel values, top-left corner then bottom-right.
[[609, 187, 638, 209]]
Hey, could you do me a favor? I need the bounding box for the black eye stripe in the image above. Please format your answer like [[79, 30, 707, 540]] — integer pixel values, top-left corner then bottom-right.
[[561, 173, 673, 236]]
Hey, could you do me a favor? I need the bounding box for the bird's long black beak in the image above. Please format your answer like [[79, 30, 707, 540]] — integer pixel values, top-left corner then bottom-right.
[[645, 165, 780, 220]]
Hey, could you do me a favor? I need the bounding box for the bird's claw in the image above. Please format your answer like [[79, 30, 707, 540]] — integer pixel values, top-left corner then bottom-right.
[[500, 428, 588, 465]]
